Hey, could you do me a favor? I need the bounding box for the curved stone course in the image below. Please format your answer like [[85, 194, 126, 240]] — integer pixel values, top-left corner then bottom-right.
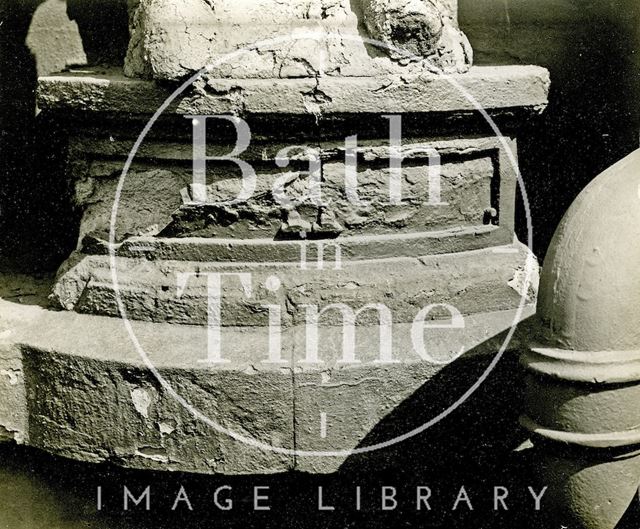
[[0, 281, 532, 474]]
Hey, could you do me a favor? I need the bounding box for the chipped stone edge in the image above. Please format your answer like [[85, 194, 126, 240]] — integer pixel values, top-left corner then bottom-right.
[[37, 66, 550, 117]]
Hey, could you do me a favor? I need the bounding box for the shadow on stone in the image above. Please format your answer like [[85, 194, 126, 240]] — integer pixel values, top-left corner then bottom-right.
[[0, 339, 594, 528]]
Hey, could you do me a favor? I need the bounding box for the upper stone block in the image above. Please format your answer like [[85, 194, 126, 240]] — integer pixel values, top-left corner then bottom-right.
[[124, 0, 473, 80]]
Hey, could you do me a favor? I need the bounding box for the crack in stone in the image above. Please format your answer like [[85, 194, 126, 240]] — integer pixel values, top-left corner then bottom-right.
[[297, 376, 385, 388]]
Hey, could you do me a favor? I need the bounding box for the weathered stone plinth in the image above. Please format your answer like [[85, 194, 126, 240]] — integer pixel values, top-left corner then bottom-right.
[[0, 62, 549, 475]]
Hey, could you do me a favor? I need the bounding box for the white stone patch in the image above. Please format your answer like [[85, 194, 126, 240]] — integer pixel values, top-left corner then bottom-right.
[[135, 446, 169, 464], [0, 369, 20, 386], [130, 387, 152, 419], [0, 425, 14, 441], [0, 424, 24, 444], [243, 365, 259, 375], [158, 421, 175, 436], [508, 262, 540, 299], [320, 412, 327, 439]]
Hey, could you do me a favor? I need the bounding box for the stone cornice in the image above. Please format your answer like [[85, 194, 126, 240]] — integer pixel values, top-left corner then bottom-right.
[[37, 66, 549, 118]]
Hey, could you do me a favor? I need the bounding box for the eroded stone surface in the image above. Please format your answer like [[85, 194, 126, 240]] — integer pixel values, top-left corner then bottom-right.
[[26, 61, 550, 476], [165, 154, 494, 239], [51, 243, 534, 326], [362, 0, 472, 70], [38, 67, 550, 116], [52, 129, 522, 248], [24, 347, 295, 474], [0, 344, 26, 445], [124, 0, 472, 80], [0, 288, 532, 474]]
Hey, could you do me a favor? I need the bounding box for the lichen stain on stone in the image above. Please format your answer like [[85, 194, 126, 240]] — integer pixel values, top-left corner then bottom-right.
[[130, 387, 152, 419]]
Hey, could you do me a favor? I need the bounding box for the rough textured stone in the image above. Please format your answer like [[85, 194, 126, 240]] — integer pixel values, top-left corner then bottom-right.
[[73, 166, 187, 244], [51, 243, 536, 326], [124, 0, 472, 81], [106, 224, 512, 259], [0, 342, 26, 445], [0, 278, 533, 474], [38, 66, 550, 116], [26, 60, 550, 476], [38, 68, 548, 251], [67, 141, 499, 243], [362, 0, 472, 71], [165, 154, 495, 239], [0, 292, 294, 474]]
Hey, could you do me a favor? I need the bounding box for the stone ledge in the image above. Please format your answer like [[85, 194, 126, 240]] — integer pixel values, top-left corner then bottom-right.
[[89, 225, 512, 263], [37, 66, 549, 117], [52, 242, 535, 326], [0, 281, 534, 474]]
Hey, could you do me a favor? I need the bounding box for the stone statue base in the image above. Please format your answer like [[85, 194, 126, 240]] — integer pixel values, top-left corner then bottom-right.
[[124, 0, 473, 80]]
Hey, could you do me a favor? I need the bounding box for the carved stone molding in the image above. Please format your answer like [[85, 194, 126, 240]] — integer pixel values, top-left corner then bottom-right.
[[522, 149, 640, 529]]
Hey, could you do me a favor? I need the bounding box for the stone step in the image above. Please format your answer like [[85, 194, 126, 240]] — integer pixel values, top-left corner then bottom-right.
[[1, 286, 533, 474], [52, 242, 535, 326]]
